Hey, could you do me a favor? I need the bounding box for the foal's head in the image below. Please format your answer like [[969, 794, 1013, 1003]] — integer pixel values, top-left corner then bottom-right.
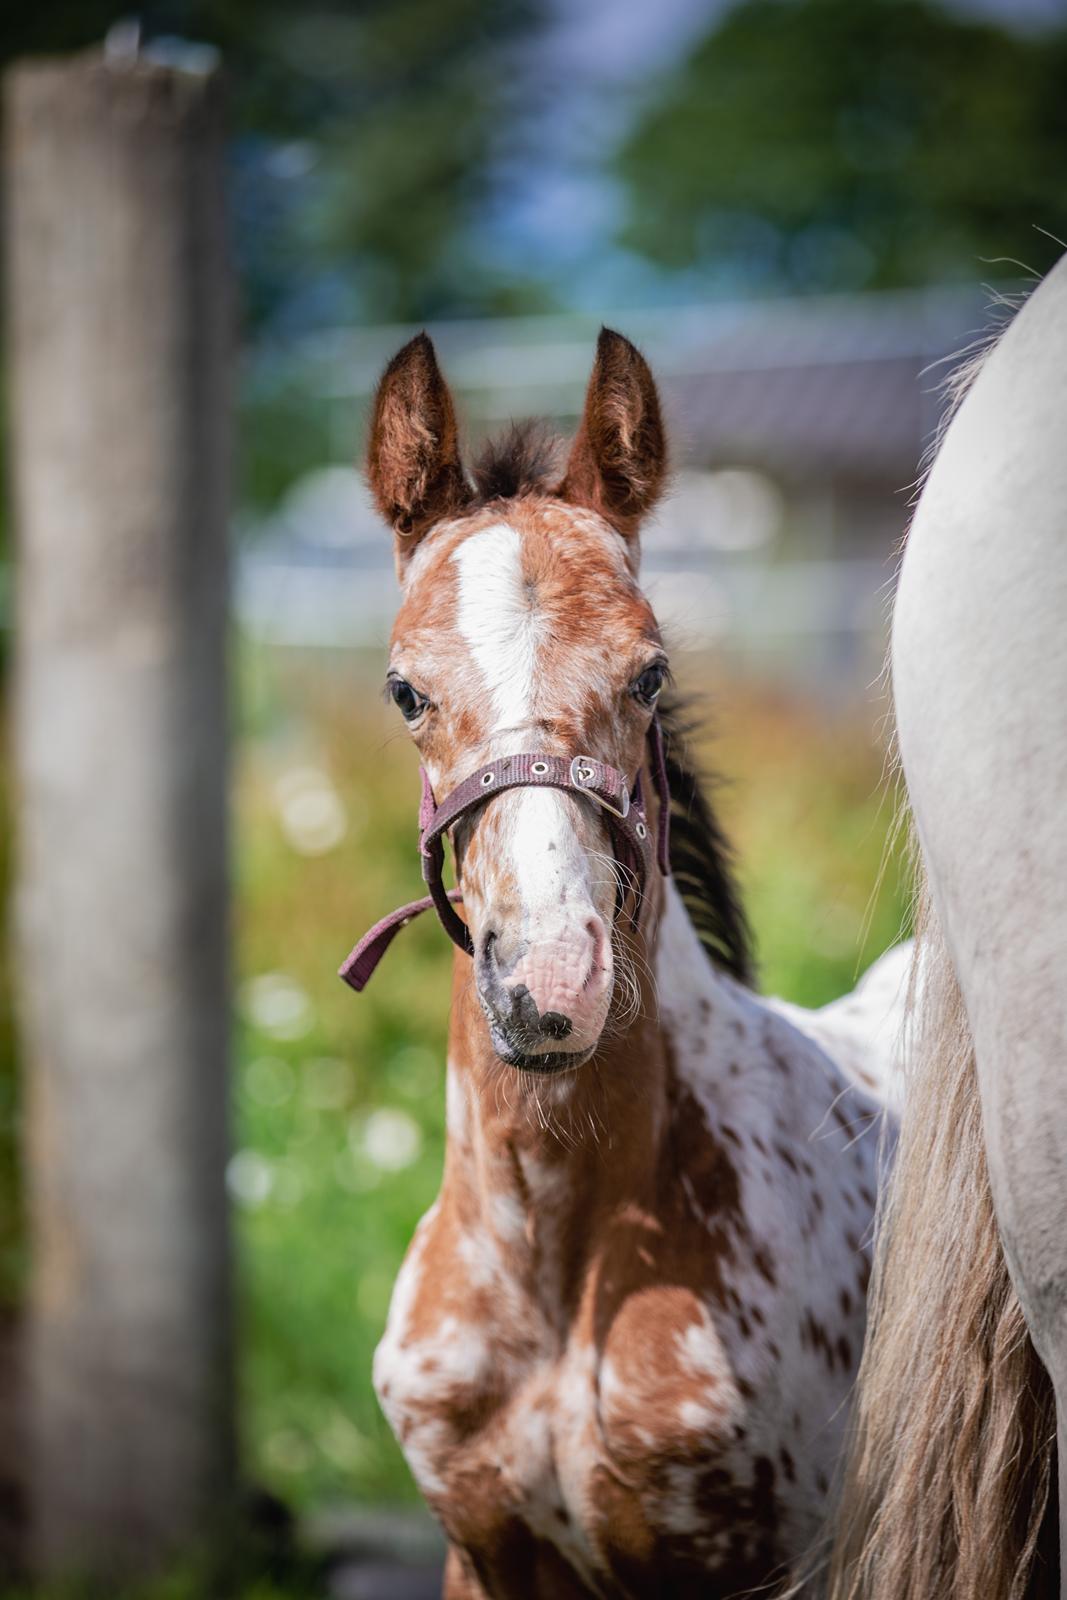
[[369, 328, 669, 1071]]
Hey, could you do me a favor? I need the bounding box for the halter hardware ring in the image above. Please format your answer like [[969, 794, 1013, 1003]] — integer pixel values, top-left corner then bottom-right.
[[480, 771, 496, 787], [571, 755, 631, 819], [531, 760, 549, 776]]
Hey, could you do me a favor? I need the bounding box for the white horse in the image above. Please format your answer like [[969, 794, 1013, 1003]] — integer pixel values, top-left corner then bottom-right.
[[829, 255, 1067, 1598]]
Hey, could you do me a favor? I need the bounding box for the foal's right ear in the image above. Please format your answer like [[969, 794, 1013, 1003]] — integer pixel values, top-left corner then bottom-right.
[[367, 333, 471, 564]]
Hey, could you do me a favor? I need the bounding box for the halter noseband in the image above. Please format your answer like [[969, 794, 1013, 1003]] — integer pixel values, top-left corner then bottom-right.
[[339, 717, 672, 992]]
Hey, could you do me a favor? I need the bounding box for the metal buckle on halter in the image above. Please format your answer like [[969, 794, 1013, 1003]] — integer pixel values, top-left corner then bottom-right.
[[569, 755, 631, 819]]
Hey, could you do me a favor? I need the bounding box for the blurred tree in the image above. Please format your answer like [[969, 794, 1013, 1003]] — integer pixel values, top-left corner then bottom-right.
[[1, 0, 545, 329], [616, 0, 1067, 293]]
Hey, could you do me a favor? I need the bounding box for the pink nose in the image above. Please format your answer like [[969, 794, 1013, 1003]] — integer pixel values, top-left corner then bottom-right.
[[483, 915, 612, 1052]]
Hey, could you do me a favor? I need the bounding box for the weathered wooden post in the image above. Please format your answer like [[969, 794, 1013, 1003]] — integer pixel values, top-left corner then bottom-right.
[[5, 47, 234, 1577]]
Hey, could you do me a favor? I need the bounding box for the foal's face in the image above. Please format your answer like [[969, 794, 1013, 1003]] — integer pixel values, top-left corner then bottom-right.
[[368, 329, 668, 1069], [391, 503, 666, 1065]]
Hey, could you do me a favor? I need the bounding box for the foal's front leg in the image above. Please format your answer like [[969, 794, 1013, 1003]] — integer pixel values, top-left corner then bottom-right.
[[442, 1538, 601, 1598], [443, 1545, 492, 1598]]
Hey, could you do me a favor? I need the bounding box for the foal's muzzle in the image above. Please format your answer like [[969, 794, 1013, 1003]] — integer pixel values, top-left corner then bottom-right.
[[475, 917, 610, 1069]]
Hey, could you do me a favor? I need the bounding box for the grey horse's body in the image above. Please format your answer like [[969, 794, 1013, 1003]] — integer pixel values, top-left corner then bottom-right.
[[892, 255, 1067, 1593]]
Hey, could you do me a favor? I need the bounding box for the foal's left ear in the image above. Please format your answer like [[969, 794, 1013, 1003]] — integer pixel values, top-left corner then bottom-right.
[[367, 332, 472, 566], [557, 328, 667, 546]]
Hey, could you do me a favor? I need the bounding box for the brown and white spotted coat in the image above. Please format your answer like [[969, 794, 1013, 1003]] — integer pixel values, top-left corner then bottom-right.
[[360, 330, 904, 1598]]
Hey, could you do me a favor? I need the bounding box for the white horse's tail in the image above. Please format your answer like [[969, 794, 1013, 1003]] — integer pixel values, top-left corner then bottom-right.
[[826, 871, 1057, 1599]]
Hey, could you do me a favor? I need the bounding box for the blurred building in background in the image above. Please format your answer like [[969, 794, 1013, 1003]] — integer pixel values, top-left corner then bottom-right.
[[240, 282, 990, 687]]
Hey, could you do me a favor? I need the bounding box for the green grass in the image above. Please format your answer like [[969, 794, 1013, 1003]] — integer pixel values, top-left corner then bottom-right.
[[231, 646, 910, 1513], [232, 648, 452, 1508]]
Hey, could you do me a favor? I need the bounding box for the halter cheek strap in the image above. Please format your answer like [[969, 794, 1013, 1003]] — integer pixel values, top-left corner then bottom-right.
[[340, 717, 671, 993]]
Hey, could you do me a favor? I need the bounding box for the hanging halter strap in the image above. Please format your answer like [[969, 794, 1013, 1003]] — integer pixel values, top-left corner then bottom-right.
[[339, 716, 671, 993]]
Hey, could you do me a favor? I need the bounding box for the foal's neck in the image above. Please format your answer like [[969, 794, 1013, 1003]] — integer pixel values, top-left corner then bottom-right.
[[442, 895, 715, 1316]]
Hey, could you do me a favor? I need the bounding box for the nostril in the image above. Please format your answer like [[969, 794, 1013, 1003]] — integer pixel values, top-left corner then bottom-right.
[[540, 1011, 573, 1041], [481, 929, 498, 969]]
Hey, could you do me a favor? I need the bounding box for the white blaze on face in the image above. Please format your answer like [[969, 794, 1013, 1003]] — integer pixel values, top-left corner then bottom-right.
[[451, 524, 612, 1013], [453, 522, 541, 732]]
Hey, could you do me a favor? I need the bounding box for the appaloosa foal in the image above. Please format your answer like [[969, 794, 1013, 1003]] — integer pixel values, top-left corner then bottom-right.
[[344, 330, 904, 1598]]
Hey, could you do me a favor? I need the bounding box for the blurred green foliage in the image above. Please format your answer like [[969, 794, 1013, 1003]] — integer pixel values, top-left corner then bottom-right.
[[618, 0, 1067, 293], [0, 0, 543, 331], [6, 0, 1061, 336], [230, 648, 908, 1510], [232, 649, 452, 1507], [238, 373, 336, 519]]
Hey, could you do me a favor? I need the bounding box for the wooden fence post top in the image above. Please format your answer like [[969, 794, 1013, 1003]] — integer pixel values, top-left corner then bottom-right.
[[4, 48, 228, 170]]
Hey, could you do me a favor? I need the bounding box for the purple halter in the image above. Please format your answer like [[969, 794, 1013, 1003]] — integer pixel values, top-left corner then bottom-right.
[[339, 717, 672, 992]]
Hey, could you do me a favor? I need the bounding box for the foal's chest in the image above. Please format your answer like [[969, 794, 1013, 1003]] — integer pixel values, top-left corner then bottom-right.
[[374, 1207, 813, 1596]]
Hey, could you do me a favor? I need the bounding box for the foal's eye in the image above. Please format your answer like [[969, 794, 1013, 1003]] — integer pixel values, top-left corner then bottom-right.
[[389, 676, 428, 722], [631, 663, 667, 706]]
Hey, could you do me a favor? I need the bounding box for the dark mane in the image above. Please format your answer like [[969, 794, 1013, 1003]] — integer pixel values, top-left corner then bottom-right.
[[659, 698, 754, 986], [471, 420, 560, 503]]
